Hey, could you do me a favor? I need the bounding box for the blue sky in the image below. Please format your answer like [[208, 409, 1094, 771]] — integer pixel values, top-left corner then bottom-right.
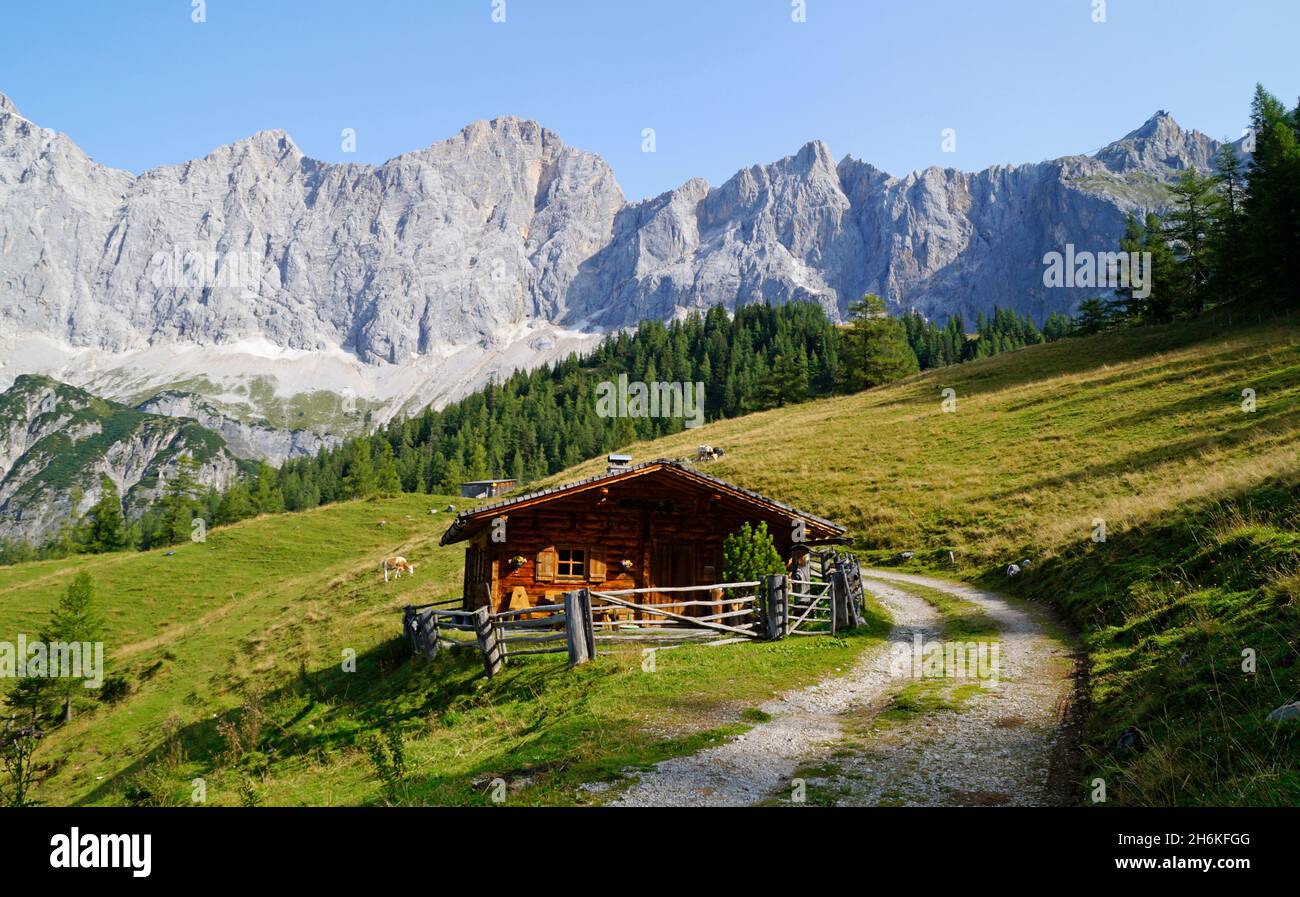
[[1, 0, 1296, 200]]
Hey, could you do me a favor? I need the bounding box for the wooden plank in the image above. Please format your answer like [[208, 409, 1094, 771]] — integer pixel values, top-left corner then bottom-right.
[[762, 574, 788, 640], [495, 616, 566, 630], [493, 603, 566, 617], [595, 603, 759, 630], [695, 607, 757, 623], [591, 581, 760, 596], [635, 636, 752, 654], [593, 631, 721, 642], [589, 596, 755, 610], [842, 555, 867, 628], [503, 647, 570, 657], [830, 570, 849, 636], [499, 633, 568, 645]]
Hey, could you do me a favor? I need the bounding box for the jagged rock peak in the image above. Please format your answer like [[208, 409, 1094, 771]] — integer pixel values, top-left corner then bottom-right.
[[791, 139, 837, 171], [211, 128, 303, 161], [1094, 110, 1219, 173], [1123, 109, 1182, 141], [458, 115, 556, 142]]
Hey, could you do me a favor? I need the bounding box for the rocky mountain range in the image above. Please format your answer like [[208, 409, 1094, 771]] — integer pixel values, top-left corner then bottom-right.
[[0, 90, 1233, 454], [0, 375, 245, 544]]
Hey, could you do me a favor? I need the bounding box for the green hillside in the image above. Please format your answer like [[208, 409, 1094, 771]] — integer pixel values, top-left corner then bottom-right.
[[1, 315, 1296, 806]]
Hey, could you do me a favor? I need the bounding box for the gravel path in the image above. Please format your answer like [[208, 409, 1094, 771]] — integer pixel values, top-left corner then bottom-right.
[[821, 570, 1078, 807], [601, 570, 1077, 807]]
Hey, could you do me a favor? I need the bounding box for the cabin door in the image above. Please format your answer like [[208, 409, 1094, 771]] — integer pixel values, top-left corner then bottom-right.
[[652, 542, 697, 616]]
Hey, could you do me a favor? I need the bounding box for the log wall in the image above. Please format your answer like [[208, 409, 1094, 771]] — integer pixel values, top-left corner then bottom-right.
[[459, 475, 801, 612]]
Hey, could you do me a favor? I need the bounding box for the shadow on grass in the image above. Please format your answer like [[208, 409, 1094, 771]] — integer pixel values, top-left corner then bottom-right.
[[78, 608, 892, 806]]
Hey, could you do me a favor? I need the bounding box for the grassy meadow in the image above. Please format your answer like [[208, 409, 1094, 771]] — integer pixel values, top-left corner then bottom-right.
[[1, 313, 1296, 805]]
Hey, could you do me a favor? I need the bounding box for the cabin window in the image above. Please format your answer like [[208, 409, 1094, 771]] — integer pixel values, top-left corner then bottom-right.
[[556, 547, 587, 580]]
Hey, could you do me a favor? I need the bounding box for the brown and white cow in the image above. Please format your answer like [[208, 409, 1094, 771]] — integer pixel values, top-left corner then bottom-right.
[[382, 556, 416, 581]]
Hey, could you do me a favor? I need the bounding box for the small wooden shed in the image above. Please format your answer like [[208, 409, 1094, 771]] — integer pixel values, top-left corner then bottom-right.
[[439, 459, 846, 613], [459, 478, 518, 499]]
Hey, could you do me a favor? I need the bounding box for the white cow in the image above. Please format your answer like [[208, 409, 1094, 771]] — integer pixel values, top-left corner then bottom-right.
[[383, 556, 416, 581]]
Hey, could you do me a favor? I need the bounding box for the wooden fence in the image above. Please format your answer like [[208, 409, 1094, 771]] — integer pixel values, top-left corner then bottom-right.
[[402, 552, 870, 676], [588, 582, 763, 650], [404, 590, 595, 677]]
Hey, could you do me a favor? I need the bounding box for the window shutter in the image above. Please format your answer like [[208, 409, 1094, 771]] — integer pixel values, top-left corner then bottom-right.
[[535, 548, 556, 583], [588, 546, 606, 583]]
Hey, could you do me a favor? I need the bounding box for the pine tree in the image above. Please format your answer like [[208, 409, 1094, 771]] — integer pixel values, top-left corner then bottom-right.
[[1163, 170, 1221, 317], [85, 477, 127, 553], [158, 455, 200, 546], [841, 294, 920, 390], [721, 522, 785, 589], [439, 455, 465, 496], [1109, 213, 1179, 325], [1242, 84, 1300, 309], [374, 440, 402, 496], [343, 438, 376, 499], [43, 572, 103, 722], [1043, 312, 1074, 341], [251, 463, 285, 515], [1210, 142, 1248, 301], [754, 352, 808, 409], [217, 481, 254, 524], [1075, 298, 1111, 336]]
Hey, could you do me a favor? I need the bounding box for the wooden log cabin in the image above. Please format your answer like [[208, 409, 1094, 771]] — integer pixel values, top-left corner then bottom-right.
[[439, 459, 847, 613]]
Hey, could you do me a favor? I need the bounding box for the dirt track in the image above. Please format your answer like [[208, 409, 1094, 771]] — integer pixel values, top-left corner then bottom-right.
[[601, 570, 1078, 807]]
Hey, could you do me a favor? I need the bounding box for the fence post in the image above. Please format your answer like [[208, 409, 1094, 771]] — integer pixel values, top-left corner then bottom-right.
[[419, 611, 439, 660], [473, 606, 504, 677], [402, 605, 417, 652], [844, 557, 866, 628], [764, 574, 788, 640], [564, 589, 593, 667], [580, 588, 596, 660], [830, 570, 848, 637], [403, 605, 438, 659]]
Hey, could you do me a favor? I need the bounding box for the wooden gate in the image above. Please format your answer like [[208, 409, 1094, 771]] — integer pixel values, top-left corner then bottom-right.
[[835, 553, 868, 628], [787, 575, 835, 635], [589, 582, 763, 649], [782, 551, 868, 636]]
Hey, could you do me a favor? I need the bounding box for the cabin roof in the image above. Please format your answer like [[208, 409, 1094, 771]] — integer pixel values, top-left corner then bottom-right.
[[439, 459, 846, 545]]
